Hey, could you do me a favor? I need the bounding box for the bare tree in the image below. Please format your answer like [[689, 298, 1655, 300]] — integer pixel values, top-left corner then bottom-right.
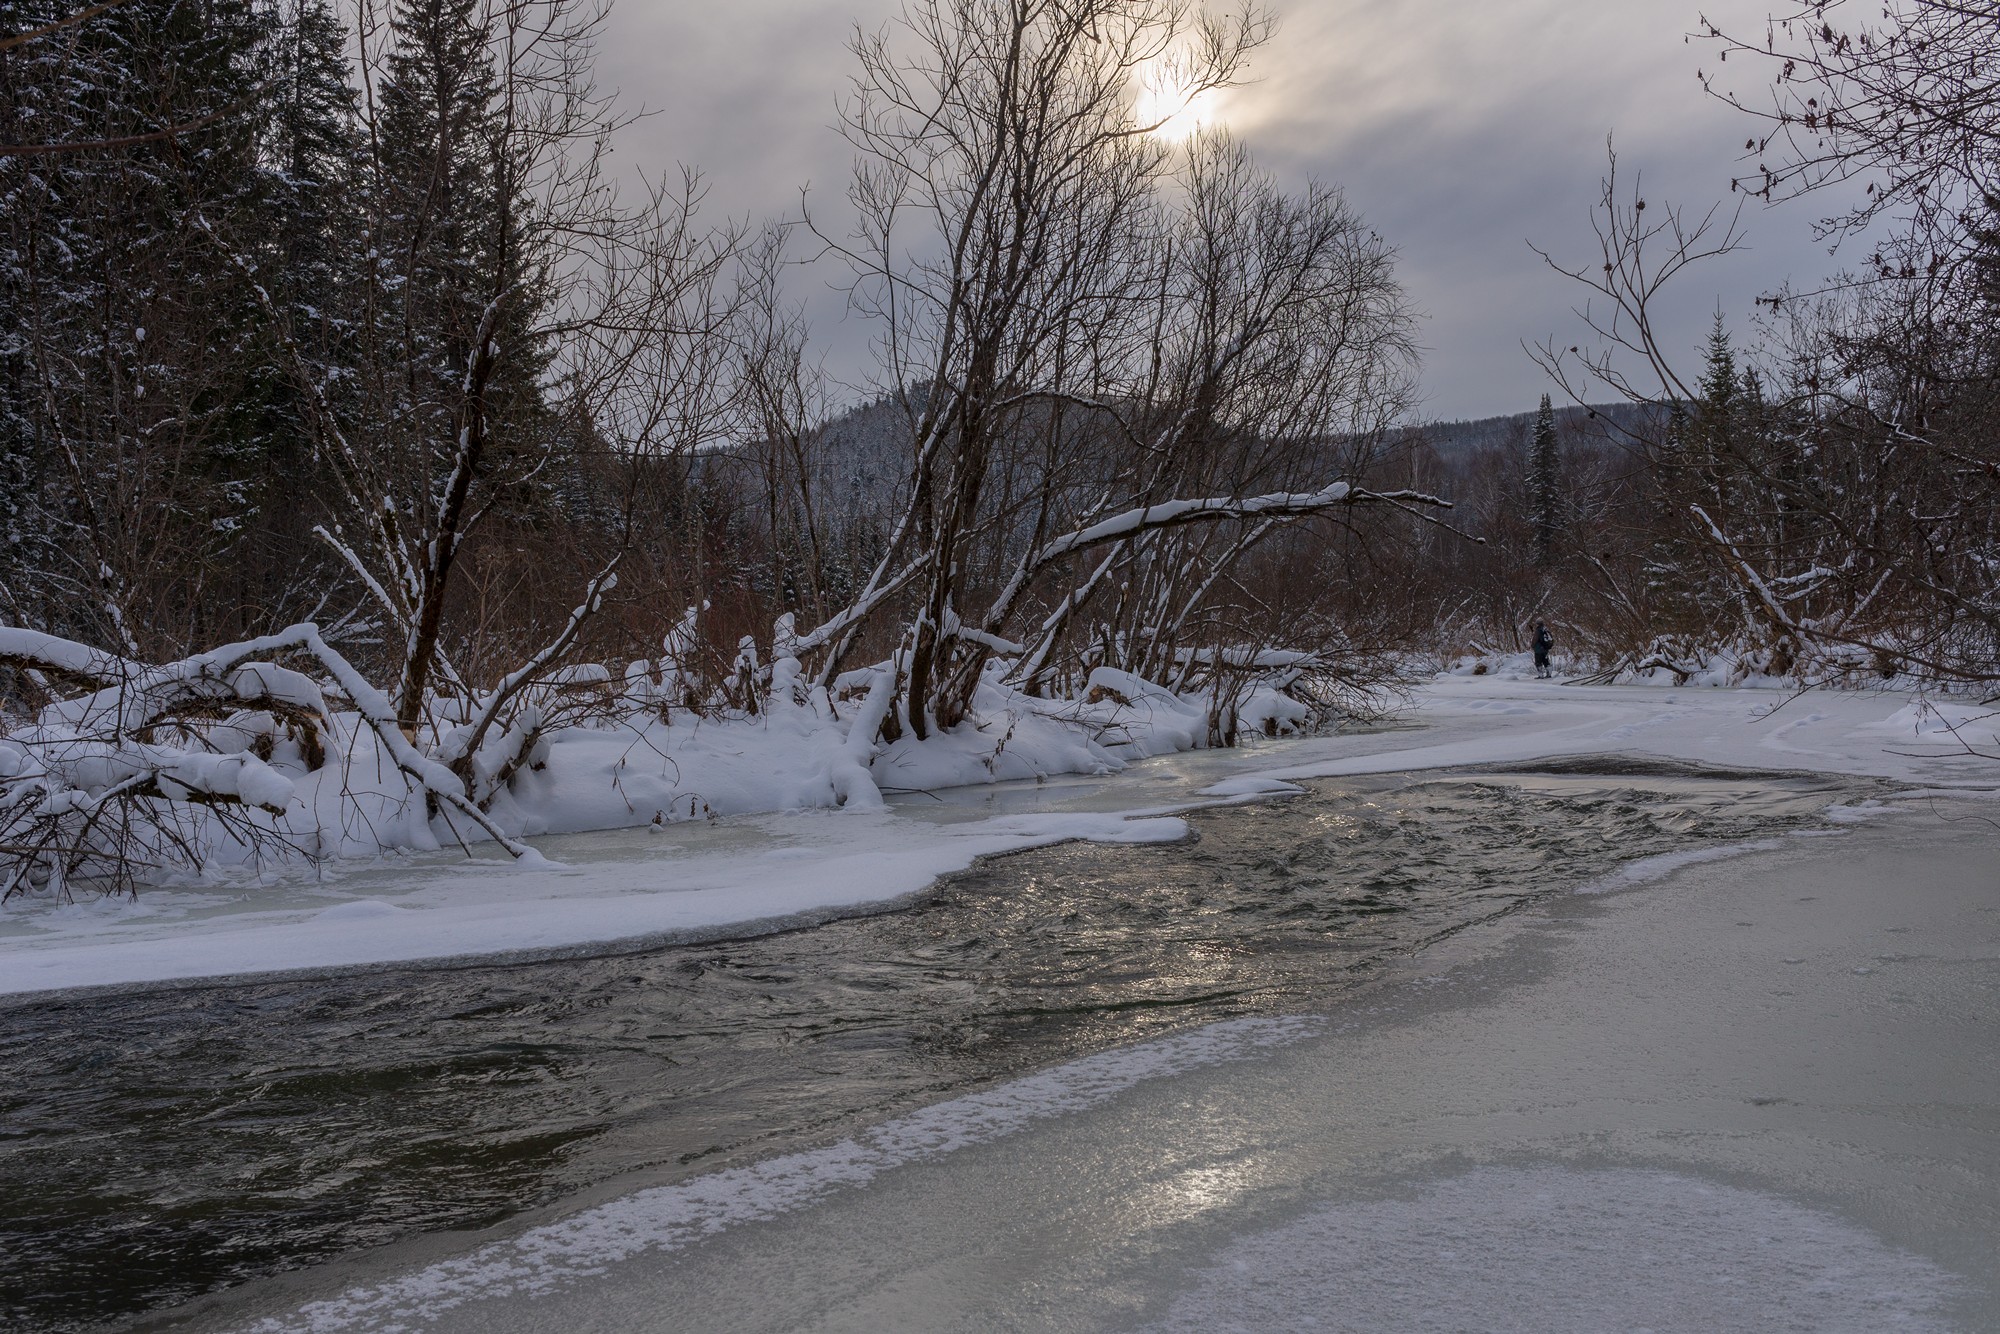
[[1533, 145, 2000, 683], [729, 225, 838, 626], [1035, 136, 1423, 702], [254, 0, 739, 762], [1699, 1, 2000, 277], [793, 0, 1438, 740]]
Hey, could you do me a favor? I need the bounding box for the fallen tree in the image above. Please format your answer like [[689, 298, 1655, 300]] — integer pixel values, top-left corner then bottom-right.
[[0, 622, 559, 898]]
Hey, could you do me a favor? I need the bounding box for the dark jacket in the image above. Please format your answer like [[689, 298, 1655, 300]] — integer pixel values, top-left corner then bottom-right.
[[1532, 626, 1554, 655]]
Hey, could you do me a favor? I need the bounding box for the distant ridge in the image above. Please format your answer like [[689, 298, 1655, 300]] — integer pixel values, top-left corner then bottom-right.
[[705, 396, 1669, 539], [1390, 401, 1666, 456]]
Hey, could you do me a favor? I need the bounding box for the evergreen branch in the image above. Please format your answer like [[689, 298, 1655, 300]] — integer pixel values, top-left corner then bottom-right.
[[0, 102, 241, 157], [0, 0, 134, 54]]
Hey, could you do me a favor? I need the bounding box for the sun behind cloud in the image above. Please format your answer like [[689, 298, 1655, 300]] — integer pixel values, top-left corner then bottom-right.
[[1133, 60, 1221, 141]]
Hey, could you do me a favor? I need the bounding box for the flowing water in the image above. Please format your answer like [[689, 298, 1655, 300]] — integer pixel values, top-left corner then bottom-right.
[[0, 760, 1870, 1331]]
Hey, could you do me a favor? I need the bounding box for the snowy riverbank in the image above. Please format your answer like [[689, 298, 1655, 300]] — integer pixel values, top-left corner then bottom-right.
[[4, 672, 1996, 997]]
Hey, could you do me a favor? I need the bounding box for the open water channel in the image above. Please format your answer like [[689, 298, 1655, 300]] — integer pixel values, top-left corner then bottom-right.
[[0, 757, 1873, 1331]]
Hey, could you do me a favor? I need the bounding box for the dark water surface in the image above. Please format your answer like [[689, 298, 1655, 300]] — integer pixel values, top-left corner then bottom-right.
[[0, 762, 1864, 1331]]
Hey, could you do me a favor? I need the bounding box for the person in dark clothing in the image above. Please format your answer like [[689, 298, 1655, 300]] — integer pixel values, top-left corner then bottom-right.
[[1531, 621, 1555, 679]]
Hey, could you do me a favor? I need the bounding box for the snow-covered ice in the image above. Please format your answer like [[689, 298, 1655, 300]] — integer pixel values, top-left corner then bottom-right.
[[1144, 1167, 1959, 1333], [229, 1018, 1321, 1334]]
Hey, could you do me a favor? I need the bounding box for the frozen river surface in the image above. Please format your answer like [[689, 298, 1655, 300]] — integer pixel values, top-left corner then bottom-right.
[[173, 792, 2000, 1334], [3, 675, 1996, 1332], [1, 761, 1892, 1331]]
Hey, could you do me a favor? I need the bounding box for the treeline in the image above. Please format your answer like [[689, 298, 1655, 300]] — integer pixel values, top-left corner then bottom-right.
[[1, 0, 1454, 890], [3, 0, 1995, 729], [1514, 3, 2000, 686], [0, 0, 730, 671], [1373, 284, 2000, 687], [0, 0, 1442, 718], [1361, 0, 2000, 688]]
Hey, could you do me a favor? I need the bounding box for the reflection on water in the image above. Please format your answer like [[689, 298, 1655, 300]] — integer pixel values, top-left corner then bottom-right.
[[0, 763, 1860, 1331]]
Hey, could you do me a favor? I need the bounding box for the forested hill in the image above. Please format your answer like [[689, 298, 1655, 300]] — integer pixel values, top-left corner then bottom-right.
[[764, 396, 1667, 494], [1391, 401, 1665, 456]]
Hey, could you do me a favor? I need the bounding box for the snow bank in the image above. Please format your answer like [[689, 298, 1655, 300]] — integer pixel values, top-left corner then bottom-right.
[[508, 669, 1208, 835], [1866, 698, 2000, 751], [1, 652, 1239, 890]]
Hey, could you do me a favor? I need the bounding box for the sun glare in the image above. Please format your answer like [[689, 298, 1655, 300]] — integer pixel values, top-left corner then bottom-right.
[[1134, 63, 1220, 141]]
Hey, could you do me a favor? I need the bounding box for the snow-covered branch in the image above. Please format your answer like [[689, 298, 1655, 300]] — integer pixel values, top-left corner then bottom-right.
[[1027, 484, 1447, 571], [0, 623, 544, 893], [794, 554, 933, 656]]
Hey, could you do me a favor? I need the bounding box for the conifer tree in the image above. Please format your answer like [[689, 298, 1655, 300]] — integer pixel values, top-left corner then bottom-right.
[[376, 0, 505, 371], [1529, 391, 1559, 565], [368, 0, 556, 518], [0, 0, 291, 647], [1665, 400, 1690, 451], [225, 0, 367, 624], [263, 0, 361, 336], [1692, 313, 1738, 462]]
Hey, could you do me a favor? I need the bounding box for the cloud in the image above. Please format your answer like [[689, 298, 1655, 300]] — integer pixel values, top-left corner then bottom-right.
[[595, 0, 1849, 420]]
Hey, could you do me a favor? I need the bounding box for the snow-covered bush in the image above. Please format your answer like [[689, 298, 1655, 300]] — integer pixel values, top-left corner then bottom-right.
[[0, 630, 327, 896], [5, 615, 1355, 898]]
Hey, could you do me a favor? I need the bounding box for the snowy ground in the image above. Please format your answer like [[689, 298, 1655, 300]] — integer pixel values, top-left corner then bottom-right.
[[156, 750, 2000, 1333], [4, 670, 1996, 996]]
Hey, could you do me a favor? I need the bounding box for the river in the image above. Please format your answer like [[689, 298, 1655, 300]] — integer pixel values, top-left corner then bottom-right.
[[0, 758, 1870, 1331]]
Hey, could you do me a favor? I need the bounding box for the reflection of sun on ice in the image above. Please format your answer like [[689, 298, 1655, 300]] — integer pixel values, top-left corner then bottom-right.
[[1134, 61, 1220, 141]]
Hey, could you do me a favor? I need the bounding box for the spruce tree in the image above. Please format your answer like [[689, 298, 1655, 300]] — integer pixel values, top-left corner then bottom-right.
[[0, 0, 289, 646], [1529, 392, 1560, 565], [262, 0, 361, 337], [370, 0, 556, 517], [1693, 313, 1738, 462], [1666, 400, 1690, 451], [227, 0, 367, 626], [376, 0, 505, 375]]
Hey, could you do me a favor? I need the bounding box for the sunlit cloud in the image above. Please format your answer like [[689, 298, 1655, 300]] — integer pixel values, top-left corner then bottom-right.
[[1134, 57, 1224, 141], [595, 0, 1832, 420]]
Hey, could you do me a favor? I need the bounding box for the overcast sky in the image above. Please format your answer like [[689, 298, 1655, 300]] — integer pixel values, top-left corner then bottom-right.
[[595, 1, 1847, 422]]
